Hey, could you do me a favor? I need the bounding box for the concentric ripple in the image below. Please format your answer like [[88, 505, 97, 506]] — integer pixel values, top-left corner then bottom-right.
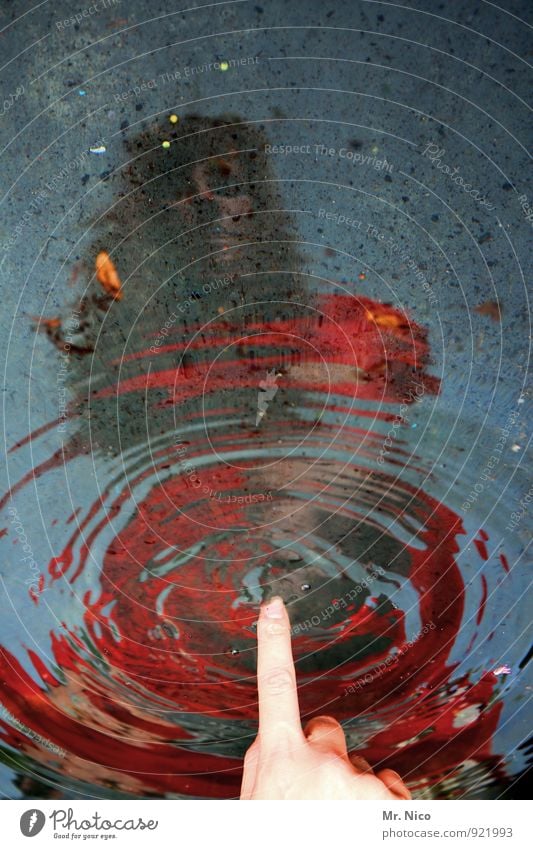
[[1, 291, 522, 799]]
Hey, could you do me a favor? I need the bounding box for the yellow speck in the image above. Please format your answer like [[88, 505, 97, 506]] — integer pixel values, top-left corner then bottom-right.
[[220, 61, 229, 71], [162, 140, 171, 149], [169, 114, 179, 124], [371, 145, 379, 155], [217, 306, 225, 314]]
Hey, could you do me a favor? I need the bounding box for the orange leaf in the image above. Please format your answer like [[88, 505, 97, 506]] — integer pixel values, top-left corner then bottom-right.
[[366, 310, 405, 329], [95, 251, 122, 299]]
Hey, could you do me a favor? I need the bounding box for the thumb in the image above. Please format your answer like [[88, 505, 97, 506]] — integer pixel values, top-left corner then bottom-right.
[[303, 715, 349, 760]]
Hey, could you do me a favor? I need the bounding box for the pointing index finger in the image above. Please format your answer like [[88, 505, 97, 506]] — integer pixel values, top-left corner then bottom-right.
[[256, 596, 303, 747]]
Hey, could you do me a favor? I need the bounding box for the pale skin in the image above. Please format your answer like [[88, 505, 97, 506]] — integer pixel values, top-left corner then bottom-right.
[[240, 596, 412, 800]]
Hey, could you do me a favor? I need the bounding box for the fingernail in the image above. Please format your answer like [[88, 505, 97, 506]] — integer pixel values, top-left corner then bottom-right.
[[264, 596, 284, 618]]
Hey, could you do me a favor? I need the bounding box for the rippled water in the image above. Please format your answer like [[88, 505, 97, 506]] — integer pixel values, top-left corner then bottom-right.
[[1, 113, 530, 800]]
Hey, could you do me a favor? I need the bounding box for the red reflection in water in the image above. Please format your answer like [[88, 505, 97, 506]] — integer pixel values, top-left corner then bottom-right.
[[0, 293, 504, 798]]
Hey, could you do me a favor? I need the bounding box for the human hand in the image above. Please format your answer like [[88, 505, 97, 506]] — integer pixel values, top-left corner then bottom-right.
[[240, 596, 412, 800]]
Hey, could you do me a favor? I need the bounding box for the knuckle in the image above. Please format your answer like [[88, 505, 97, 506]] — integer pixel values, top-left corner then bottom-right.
[[258, 617, 289, 638], [264, 621, 288, 636], [262, 668, 294, 694], [262, 721, 304, 753]]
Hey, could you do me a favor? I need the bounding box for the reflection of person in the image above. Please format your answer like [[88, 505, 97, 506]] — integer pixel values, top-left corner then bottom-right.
[[241, 596, 411, 800], [35, 113, 306, 455]]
